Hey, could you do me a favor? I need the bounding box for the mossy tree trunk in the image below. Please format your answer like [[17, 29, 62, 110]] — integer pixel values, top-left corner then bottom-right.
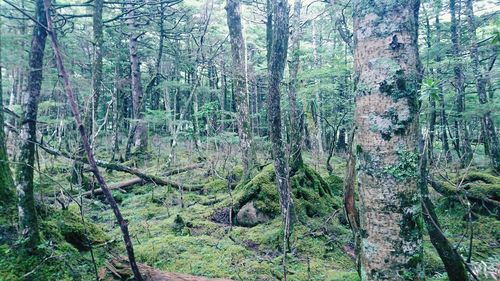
[[0, 25, 15, 214], [287, 0, 304, 174], [226, 0, 256, 181], [15, 0, 47, 252], [466, 0, 500, 174], [353, 0, 423, 279]]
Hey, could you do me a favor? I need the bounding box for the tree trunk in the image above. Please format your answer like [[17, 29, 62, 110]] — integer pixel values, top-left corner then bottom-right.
[[43, 2, 143, 279], [226, 0, 256, 181], [353, 0, 423, 279], [466, 0, 500, 174], [434, 10, 452, 162], [450, 0, 472, 167], [287, 0, 304, 174], [0, 26, 15, 214], [418, 137, 469, 281], [15, 0, 47, 252], [312, 20, 323, 155], [126, 3, 148, 159], [267, 0, 293, 278]]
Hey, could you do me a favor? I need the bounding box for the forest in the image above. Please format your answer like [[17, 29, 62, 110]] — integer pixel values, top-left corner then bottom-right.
[[0, 0, 498, 280]]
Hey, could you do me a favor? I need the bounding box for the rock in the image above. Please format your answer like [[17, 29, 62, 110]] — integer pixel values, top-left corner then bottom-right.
[[236, 201, 269, 227]]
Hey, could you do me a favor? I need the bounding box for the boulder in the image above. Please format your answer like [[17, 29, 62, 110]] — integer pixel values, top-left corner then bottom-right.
[[236, 201, 270, 227]]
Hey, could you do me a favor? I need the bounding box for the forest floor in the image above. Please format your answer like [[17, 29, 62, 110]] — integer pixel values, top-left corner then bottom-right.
[[0, 140, 498, 280]]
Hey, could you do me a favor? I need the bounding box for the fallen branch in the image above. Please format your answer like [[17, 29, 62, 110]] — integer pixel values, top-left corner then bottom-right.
[[81, 178, 145, 197], [36, 141, 204, 190]]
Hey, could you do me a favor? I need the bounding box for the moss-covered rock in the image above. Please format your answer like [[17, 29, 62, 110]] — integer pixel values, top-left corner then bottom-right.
[[232, 164, 342, 226]]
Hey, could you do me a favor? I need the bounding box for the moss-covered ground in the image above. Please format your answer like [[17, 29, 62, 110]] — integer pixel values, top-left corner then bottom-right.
[[0, 143, 498, 280]]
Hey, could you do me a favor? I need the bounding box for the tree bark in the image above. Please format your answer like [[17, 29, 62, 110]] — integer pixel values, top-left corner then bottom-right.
[[226, 0, 256, 181], [353, 0, 423, 279], [15, 0, 47, 252], [43, 1, 143, 279], [450, 0, 472, 167], [465, 0, 500, 174], [287, 0, 304, 174]]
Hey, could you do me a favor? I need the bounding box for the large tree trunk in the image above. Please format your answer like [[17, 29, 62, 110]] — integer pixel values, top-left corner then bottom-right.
[[287, 0, 304, 173], [466, 0, 500, 174], [0, 27, 15, 214], [126, 2, 148, 159], [226, 0, 256, 181], [43, 2, 143, 279], [352, 0, 423, 279], [450, 0, 472, 167], [15, 0, 47, 252]]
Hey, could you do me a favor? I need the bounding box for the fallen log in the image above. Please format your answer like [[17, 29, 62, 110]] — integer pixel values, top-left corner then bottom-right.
[[82, 178, 146, 197], [429, 174, 499, 209], [99, 256, 233, 281], [37, 141, 204, 191]]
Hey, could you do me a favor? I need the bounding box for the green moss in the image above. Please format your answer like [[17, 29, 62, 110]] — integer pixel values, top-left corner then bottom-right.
[[41, 205, 109, 251], [204, 179, 228, 193], [383, 150, 418, 181], [233, 164, 340, 221]]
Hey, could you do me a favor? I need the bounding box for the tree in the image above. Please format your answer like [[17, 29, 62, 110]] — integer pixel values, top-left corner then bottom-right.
[[15, 0, 47, 252], [450, 0, 472, 167], [0, 23, 15, 214], [287, 0, 304, 173], [465, 0, 500, 174], [225, 0, 256, 181], [125, 1, 148, 159], [352, 0, 423, 279], [267, 0, 293, 278], [43, 1, 143, 279]]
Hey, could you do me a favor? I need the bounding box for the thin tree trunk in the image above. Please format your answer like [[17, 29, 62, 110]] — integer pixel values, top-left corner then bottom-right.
[[312, 20, 323, 155], [434, 9, 452, 162], [353, 0, 423, 279], [0, 25, 15, 213], [126, 2, 148, 159], [466, 0, 500, 174], [450, 0, 472, 167], [267, 0, 293, 279], [43, 2, 143, 280], [15, 0, 47, 252], [287, 0, 304, 173], [226, 0, 256, 181], [419, 137, 469, 281]]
